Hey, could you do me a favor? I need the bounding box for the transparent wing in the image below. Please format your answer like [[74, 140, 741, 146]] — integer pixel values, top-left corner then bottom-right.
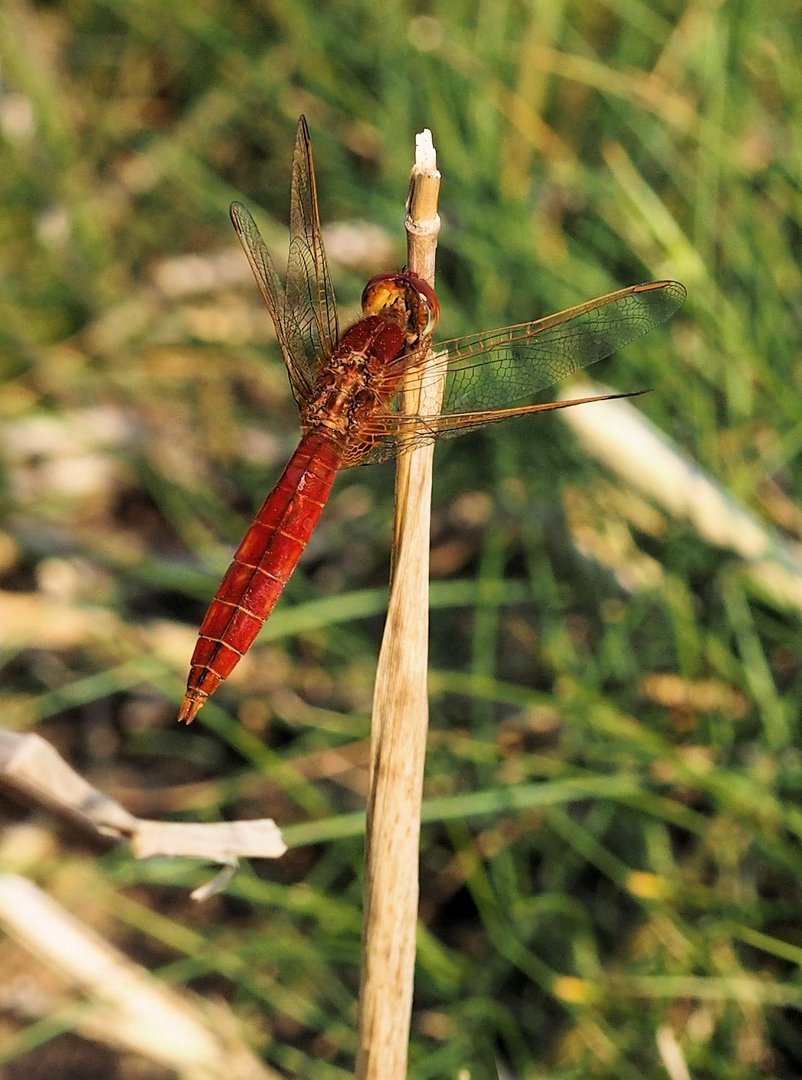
[[349, 279, 686, 465], [230, 201, 315, 406], [285, 116, 340, 376], [230, 117, 340, 407], [435, 279, 687, 414]]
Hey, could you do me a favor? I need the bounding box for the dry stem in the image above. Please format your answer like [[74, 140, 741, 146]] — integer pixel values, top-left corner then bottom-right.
[[356, 129, 442, 1079]]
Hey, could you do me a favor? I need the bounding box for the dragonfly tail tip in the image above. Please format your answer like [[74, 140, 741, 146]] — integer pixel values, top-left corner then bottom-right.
[[178, 693, 205, 725]]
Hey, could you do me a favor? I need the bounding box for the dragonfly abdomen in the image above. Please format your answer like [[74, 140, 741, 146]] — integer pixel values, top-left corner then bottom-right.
[[179, 431, 344, 722]]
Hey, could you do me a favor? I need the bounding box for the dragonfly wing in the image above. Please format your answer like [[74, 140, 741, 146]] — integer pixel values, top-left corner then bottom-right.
[[354, 390, 647, 464], [435, 280, 686, 415], [285, 116, 340, 375], [230, 200, 315, 405], [348, 280, 685, 466]]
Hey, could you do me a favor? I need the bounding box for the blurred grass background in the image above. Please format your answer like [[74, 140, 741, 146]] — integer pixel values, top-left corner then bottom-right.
[[2, 0, 802, 1076]]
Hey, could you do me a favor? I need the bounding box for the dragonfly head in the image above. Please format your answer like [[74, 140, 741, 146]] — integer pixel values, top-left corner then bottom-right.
[[361, 272, 440, 345]]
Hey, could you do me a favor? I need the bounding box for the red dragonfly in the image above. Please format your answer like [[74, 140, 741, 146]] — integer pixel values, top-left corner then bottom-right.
[[179, 117, 685, 723]]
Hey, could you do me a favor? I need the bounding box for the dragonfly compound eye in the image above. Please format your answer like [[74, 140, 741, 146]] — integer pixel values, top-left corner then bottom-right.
[[362, 272, 440, 343]]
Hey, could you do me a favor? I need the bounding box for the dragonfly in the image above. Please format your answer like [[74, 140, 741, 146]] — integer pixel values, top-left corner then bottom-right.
[[178, 116, 685, 723]]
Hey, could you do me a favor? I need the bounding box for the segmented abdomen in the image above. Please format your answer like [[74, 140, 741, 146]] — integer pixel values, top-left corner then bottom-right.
[[179, 431, 344, 722]]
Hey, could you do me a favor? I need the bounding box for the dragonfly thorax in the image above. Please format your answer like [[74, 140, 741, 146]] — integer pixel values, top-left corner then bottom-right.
[[301, 315, 407, 441]]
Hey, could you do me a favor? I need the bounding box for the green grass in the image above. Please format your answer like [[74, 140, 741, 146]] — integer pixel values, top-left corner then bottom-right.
[[2, 1, 802, 1076]]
